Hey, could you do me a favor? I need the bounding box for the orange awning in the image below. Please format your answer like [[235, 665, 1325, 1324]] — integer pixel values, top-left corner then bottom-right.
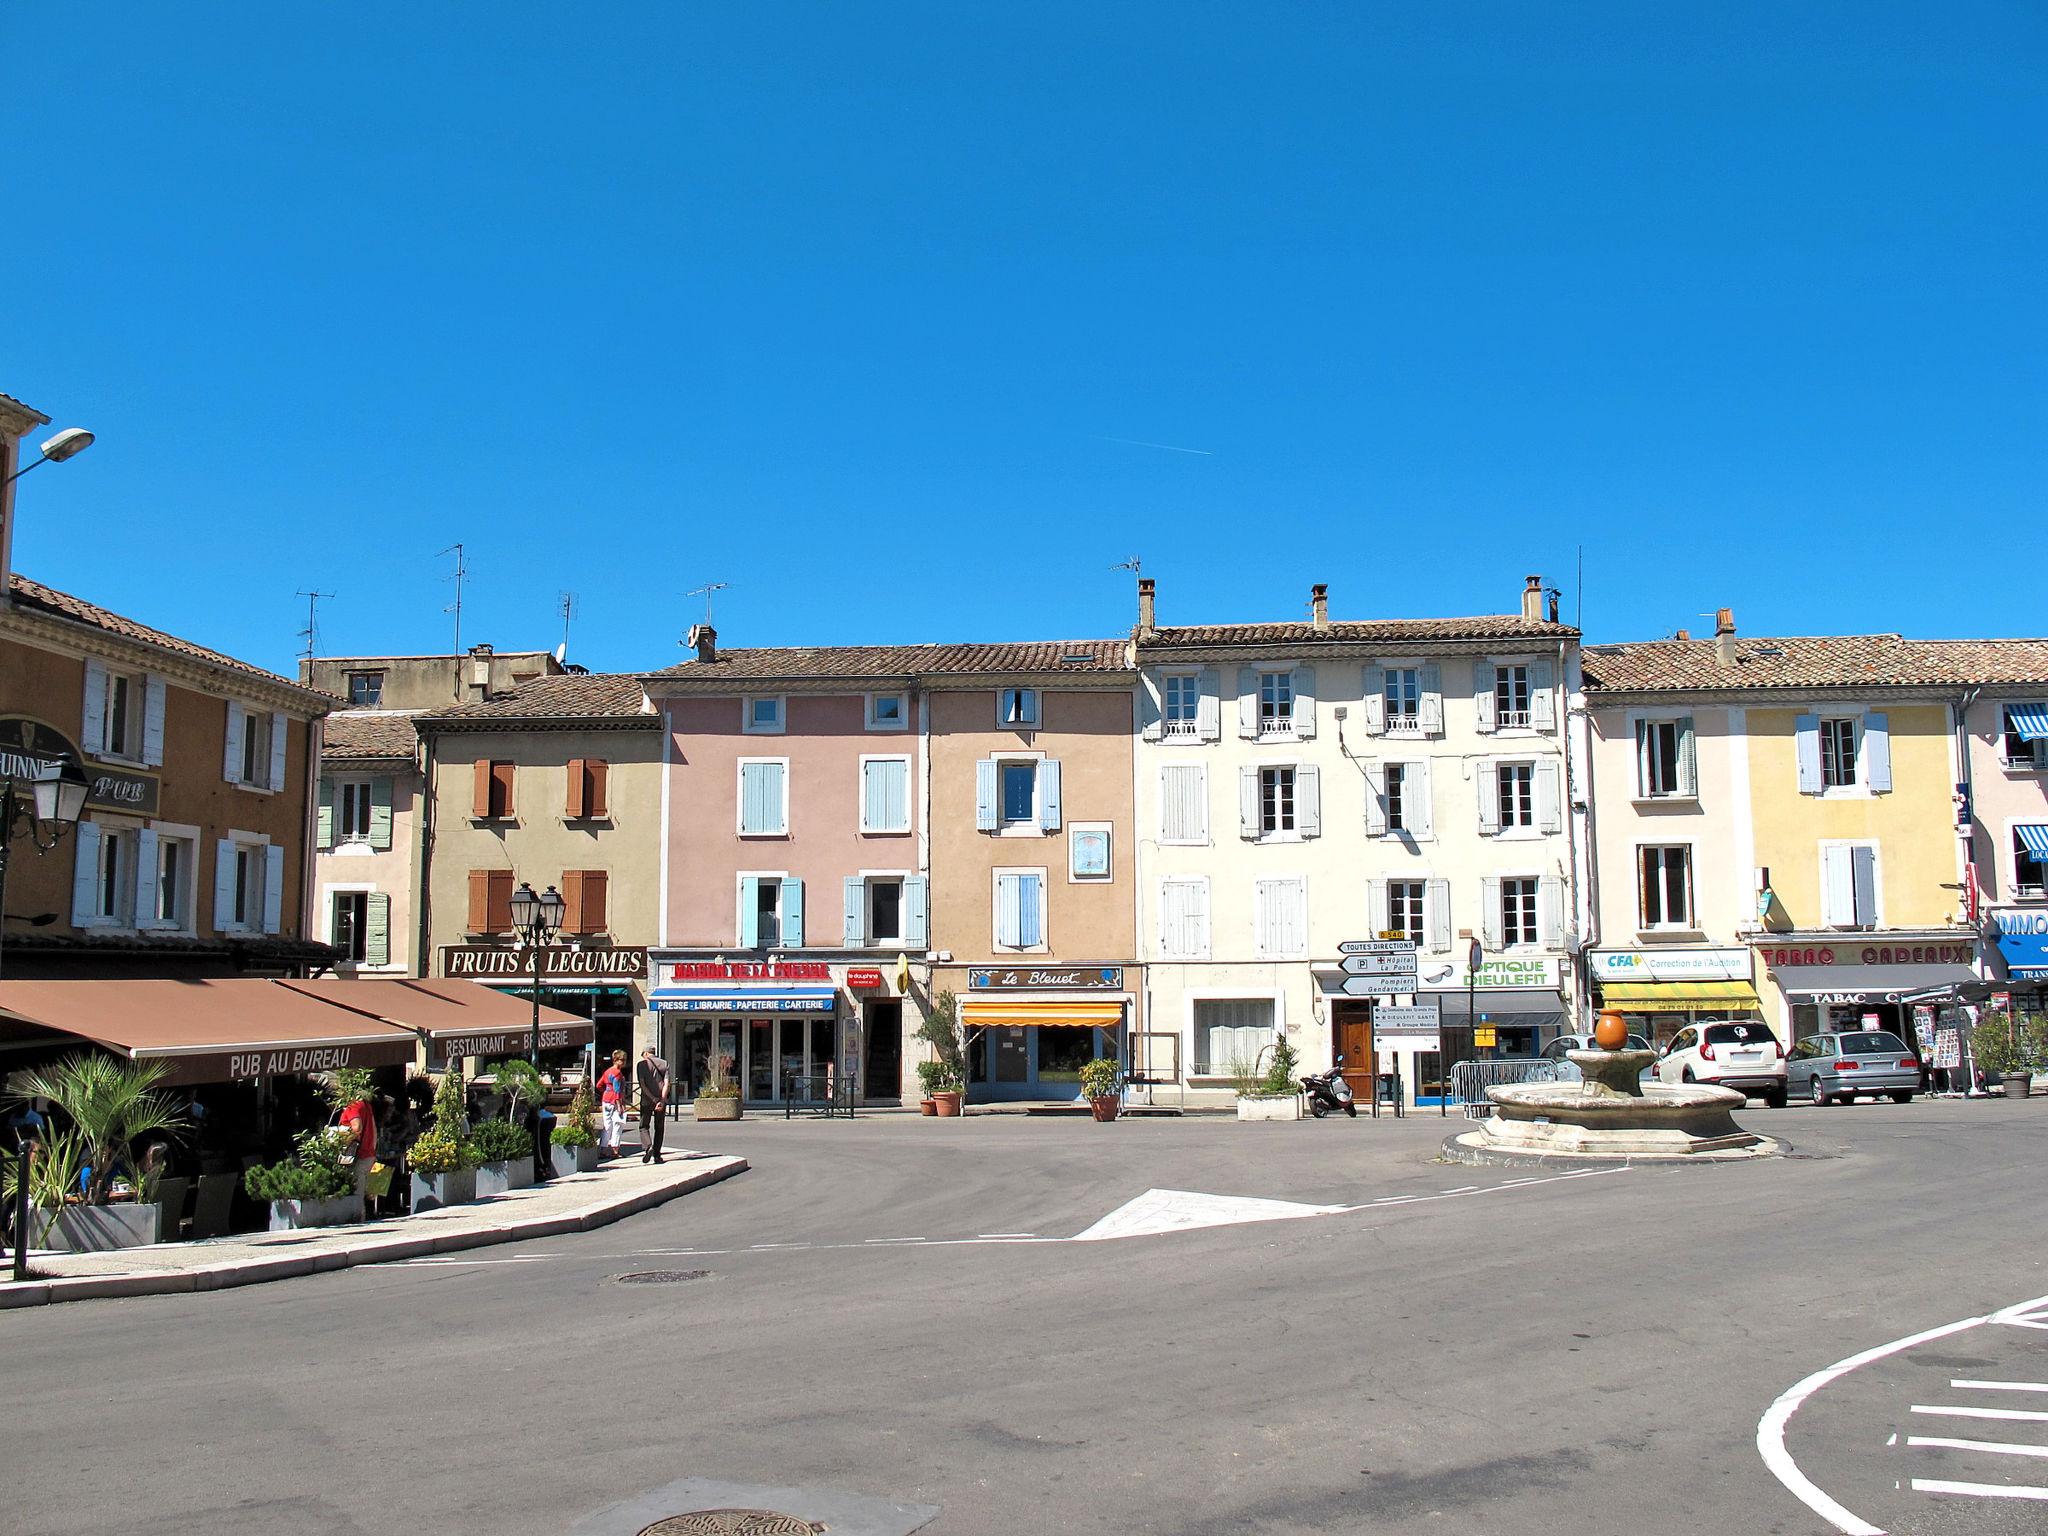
[[960, 999, 1125, 1028]]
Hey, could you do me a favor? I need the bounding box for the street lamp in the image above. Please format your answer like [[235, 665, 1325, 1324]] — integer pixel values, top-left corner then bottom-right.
[[0, 761, 90, 978], [508, 882, 565, 1182], [4, 428, 95, 484]]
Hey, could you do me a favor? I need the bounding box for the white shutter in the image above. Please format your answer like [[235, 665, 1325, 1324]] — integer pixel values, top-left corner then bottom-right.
[[262, 844, 284, 934], [1236, 667, 1258, 739], [843, 877, 866, 947], [1161, 763, 1207, 843], [71, 822, 102, 926], [1795, 715, 1822, 795], [1196, 668, 1221, 741], [1239, 766, 1260, 840], [268, 713, 288, 790], [1363, 761, 1388, 835], [1139, 675, 1163, 742], [213, 839, 238, 931], [975, 758, 999, 831], [81, 660, 107, 752], [1366, 878, 1389, 937], [1474, 663, 1498, 733], [1037, 760, 1062, 832], [995, 874, 1021, 948], [1409, 759, 1435, 840], [1851, 846, 1879, 925], [1256, 879, 1304, 960], [1480, 875, 1504, 950], [1362, 666, 1386, 734], [223, 702, 245, 783], [1292, 665, 1317, 740], [1535, 759, 1563, 834], [1863, 713, 1892, 793], [133, 827, 159, 929], [1427, 878, 1451, 951], [1161, 879, 1211, 960], [1419, 664, 1444, 735], [1821, 845, 1855, 926], [1677, 718, 1699, 798], [142, 675, 167, 766], [1476, 760, 1500, 835], [1296, 764, 1320, 838], [1538, 877, 1563, 948], [1530, 660, 1556, 731]]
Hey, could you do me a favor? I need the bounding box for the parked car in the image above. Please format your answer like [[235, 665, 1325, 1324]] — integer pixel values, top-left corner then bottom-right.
[[1652, 1020, 1788, 1106], [1786, 1030, 1920, 1106], [1541, 1032, 1657, 1087]]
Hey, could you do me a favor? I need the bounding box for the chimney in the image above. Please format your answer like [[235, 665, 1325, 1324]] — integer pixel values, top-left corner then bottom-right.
[[1674, 629, 1690, 641], [1521, 575, 1543, 621], [1714, 607, 1737, 667], [688, 623, 718, 664], [465, 642, 494, 699], [1310, 583, 1330, 632], [1136, 578, 1157, 640]]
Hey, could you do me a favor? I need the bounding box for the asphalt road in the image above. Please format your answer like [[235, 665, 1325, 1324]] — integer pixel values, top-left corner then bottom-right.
[[5, 1097, 2046, 1536]]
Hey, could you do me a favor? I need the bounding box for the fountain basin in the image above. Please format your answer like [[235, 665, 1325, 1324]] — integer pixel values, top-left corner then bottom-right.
[[1449, 1047, 1777, 1161]]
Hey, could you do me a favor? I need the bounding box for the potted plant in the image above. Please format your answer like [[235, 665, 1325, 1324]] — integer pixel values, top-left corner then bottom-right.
[[6, 1054, 188, 1251], [694, 1050, 743, 1121], [489, 1058, 549, 1182], [246, 1129, 361, 1230], [1235, 1037, 1305, 1122], [1080, 1057, 1122, 1121], [472, 1116, 535, 1195], [917, 991, 968, 1117], [550, 1080, 602, 1175], [408, 1071, 479, 1211], [1972, 1016, 2032, 1098], [915, 1060, 945, 1115]]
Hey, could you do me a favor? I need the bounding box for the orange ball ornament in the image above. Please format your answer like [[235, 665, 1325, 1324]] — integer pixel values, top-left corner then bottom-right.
[[1592, 1010, 1629, 1051]]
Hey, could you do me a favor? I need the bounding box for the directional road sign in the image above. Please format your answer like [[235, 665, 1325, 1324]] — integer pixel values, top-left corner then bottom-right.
[[1340, 975, 1412, 996], [1340, 954, 1417, 977], [1338, 939, 1417, 957]]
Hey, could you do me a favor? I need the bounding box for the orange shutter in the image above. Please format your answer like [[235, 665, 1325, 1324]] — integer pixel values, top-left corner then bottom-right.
[[467, 869, 491, 933], [560, 870, 584, 933], [486, 870, 514, 933], [471, 759, 492, 818], [564, 759, 587, 819], [582, 870, 608, 934], [587, 760, 609, 819], [491, 761, 516, 818]]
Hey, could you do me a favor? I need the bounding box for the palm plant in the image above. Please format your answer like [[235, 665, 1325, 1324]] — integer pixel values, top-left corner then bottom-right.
[[7, 1055, 187, 1206]]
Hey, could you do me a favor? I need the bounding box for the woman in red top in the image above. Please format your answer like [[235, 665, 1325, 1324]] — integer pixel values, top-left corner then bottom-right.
[[597, 1050, 628, 1158], [337, 1092, 376, 1213]]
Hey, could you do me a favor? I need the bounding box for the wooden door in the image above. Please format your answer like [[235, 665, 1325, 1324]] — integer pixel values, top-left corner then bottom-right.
[[1334, 1007, 1378, 1101]]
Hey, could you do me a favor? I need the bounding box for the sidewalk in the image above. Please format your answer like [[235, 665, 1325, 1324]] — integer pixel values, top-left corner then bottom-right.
[[0, 1150, 746, 1310]]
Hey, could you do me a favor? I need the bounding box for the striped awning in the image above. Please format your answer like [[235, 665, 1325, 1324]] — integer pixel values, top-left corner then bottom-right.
[[961, 999, 1125, 1029], [1599, 980, 1762, 1014], [2008, 704, 2048, 743], [2015, 823, 2048, 860]]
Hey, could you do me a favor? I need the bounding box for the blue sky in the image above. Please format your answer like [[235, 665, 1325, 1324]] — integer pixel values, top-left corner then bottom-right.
[[5, 4, 2042, 677]]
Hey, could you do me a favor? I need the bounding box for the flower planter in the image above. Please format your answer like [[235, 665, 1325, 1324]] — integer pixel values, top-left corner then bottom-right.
[[46, 1202, 162, 1253], [694, 1096, 742, 1122], [2007, 1073, 2032, 1099], [476, 1159, 534, 1196], [919, 1099, 938, 1116], [1237, 1094, 1304, 1122], [551, 1142, 600, 1177], [410, 1169, 476, 1212], [932, 1091, 962, 1118], [1089, 1095, 1121, 1122], [267, 1195, 361, 1232]]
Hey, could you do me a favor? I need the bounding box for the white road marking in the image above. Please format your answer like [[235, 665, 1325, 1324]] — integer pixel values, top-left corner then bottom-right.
[[1440, 1186, 1479, 1194], [1072, 1189, 1344, 1241], [1911, 1478, 2048, 1500], [398, 1255, 557, 1267], [978, 1233, 1039, 1238], [1908, 1436, 2048, 1459], [1912, 1405, 2048, 1423], [863, 1237, 926, 1244], [1953, 1380, 2048, 1393], [748, 1242, 810, 1249]]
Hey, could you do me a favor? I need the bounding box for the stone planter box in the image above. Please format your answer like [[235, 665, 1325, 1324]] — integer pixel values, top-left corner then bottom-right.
[[1237, 1095, 1304, 1122], [2007, 1073, 2033, 1099], [475, 1159, 535, 1196], [694, 1097, 742, 1122], [45, 1202, 163, 1252], [410, 1169, 476, 1212], [267, 1195, 361, 1232], [551, 1142, 600, 1177]]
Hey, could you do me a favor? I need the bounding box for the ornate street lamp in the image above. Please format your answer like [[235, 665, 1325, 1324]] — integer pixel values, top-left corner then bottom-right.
[[1, 760, 90, 979], [508, 882, 565, 1182]]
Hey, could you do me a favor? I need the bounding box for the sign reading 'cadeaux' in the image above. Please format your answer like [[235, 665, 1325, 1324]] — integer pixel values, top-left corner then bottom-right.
[[0, 715, 160, 815]]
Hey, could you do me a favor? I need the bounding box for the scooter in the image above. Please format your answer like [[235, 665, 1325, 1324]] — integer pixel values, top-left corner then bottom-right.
[[1302, 1056, 1358, 1118]]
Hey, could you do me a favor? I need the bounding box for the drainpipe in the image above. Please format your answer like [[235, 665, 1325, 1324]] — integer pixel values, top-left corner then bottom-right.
[[416, 728, 437, 980], [301, 711, 324, 973], [1954, 685, 1981, 946]]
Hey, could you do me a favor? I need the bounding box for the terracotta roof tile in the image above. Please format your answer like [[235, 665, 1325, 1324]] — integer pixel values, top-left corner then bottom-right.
[[321, 712, 421, 759], [653, 639, 1130, 683], [421, 672, 654, 723], [1138, 616, 1576, 649], [1581, 635, 2048, 694], [8, 574, 320, 693]]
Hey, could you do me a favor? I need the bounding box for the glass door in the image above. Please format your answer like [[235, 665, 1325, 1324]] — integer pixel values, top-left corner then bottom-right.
[[747, 1021, 773, 1100]]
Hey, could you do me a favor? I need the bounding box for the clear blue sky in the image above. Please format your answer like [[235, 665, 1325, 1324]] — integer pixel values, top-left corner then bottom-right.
[[6, 4, 2043, 677]]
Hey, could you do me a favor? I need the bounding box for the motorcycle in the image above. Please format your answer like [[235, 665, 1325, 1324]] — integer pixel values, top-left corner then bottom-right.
[[1302, 1055, 1358, 1118]]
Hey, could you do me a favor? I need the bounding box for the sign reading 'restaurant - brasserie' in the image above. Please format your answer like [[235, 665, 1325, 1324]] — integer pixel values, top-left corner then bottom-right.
[[442, 946, 648, 979], [969, 966, 1123, 989]]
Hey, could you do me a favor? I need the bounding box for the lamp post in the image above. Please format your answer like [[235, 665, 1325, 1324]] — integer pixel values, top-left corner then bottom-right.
[[508, 882, 565, 1183], [4, 427, 95, 484]]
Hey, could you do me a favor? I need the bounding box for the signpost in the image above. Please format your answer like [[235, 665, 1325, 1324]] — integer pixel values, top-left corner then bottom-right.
[[1340, 954, 1415, 976], [1339, 975, 1412, 996], [1371, 1003, 1441, 1055], [1338, 940, 1416, 957]]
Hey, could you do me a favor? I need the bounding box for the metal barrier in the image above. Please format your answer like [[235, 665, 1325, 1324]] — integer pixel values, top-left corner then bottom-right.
[[1447, 1058, 1573, 1120], [781, 1074, 856, 1119]]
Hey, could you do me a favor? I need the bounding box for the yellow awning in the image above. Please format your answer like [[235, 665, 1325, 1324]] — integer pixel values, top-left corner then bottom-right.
[[961, 999, 1125, 1028], [1598, 980, 1760, 1014]]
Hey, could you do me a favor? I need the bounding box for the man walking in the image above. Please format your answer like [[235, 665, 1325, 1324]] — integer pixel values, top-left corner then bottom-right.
[[636, 1046, 671, 1164]]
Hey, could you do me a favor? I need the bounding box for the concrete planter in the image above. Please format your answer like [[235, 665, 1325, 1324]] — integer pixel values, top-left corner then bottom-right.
[[551, 1142, 600, 1177], [2008, 1073, 2032, 1099], [1237, 1095, 1304, 1123], [46, 1202, 162, 1252], [267, 1195, 360, 1232], [475, 1159, 535, 1196], [410, 1169, 476, 1212], [694, 1097, 742, 1122]]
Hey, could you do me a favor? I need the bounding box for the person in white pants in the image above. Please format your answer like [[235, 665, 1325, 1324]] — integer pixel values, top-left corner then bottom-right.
[[597, 1050, 629, 1157]]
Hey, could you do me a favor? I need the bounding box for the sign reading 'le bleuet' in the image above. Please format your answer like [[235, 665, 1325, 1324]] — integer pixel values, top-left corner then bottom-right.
[[969, 967, 1123, 990]]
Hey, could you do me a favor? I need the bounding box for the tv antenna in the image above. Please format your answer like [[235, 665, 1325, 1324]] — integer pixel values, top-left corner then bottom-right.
[[1112, 556, 1142, 578], [686, 581, 729, 627], [438, 542, 468, 653], [557, 591, 577, 660], [294, 589, 334, 660]]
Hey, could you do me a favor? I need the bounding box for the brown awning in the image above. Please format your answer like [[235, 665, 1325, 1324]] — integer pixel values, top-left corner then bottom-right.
[[0, 978, 420, 1087], [277, 978, 594, 1065]]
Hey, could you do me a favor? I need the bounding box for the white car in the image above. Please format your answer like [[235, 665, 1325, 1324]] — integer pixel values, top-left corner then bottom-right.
[[1653, 1019, 1788, 1107]]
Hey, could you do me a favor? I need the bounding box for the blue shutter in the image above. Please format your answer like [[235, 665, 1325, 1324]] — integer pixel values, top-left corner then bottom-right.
[[1795, 715, 1822, 794], [843, 876, 866, 947], [1018, 873, 1044, 947], [995, 874, 1020, 947], [1863, 713, 1892, 792], [1038, 760, 1063, 831], [740, 877, 761, 948], [975, 759, 999, 832], [262, 845, 284, 934], [904, 876, 929, 948], [71, 822, 102, 926], [81, 659, 107, 750], [780, 877, 804, 947]]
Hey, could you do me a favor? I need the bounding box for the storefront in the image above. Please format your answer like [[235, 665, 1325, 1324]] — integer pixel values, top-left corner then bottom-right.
[[283, 976, 596, 1072], [1588, 947, 1763, 1047], [1754, 933, 1982, 1044], [1990, 909, 2048, 995], [1411, 955, 1568, 1104], [950, 965, 1133, 1104], [440, 945, 646, 1067]]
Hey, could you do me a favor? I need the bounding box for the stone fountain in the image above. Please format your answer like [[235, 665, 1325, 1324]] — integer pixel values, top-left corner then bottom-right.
[[1450, 1013, 1775, 1162]]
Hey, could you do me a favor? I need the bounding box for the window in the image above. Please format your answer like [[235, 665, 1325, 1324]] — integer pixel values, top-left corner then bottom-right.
[[999, 688, 1040, 729], [1496, 763, 1534, 829], [978, 757, 1061, 833], [347, 672, 384, 708], [1001, 761, 1038, 825], [241, 711, 270, 786], [336, 780, 373, 842], [1257, 671, 1294, 734], [754, 878, 783, 948], [1259, 766, 1296, 835], [1387, 880, 1426, 943], [744, 697, 785, 733], [994, 870, 1046, 949], [151, 833, 193, 929], [1384, 668, 1421, 732], [1494, 665, 1532, 729], [91, 827, 129, 923], [2003, 707, 2048, 770], [868, 878, 904, 944], [1193, 998, 1274, 1077], [1386, 763, 1411, 832], [843, 874, 927, 947], [1254, 877, 1307, 960], [95, 668, 140, 758], [1637, 719, 1694, 798], [866, 693, 907, 731], [332, 891, 369, 963], [2013, 827, 2046, 898], [1160, 763, 1208, 844], [1159, 878, 1210, 959], [1500, 876, 1540, 947], [738, 760, 788, 836], [1819, 717, 1858, 789], [860, 756, 911, 834], [1820, 843, 1880, 929], [232, 843, 264, 929], [1638, 845, 1694, 929], [472, 759, 515, 819], [226, 703, 286, 789], [1163, 674, 1201, 738]]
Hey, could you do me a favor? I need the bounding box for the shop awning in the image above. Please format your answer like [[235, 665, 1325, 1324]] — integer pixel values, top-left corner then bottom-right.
[[1598, 981, 1762, 1014], [2008, 705, 2048, 743], [650, 988, 837, 1014], [0, 978, 420, 1087], [960, 999, 1125, 1028], [279, 978, 594, 1064], [2016, 823, 2048, 860]]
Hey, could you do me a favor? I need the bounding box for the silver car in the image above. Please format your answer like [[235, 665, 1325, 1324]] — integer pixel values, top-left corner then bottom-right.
[[1541, 1032, 1656, 1086], [1786, 1030, 1920, 1106]]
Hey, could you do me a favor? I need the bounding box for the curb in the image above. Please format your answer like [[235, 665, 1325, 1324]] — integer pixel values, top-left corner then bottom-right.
[[0, 1157, 746, 1309], [1438, 1131, 1789, 1169]]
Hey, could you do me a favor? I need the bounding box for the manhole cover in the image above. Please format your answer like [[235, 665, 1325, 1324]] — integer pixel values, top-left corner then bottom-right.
[[614, 1269, 710, 1285], [638, 1513, 823, 1535]]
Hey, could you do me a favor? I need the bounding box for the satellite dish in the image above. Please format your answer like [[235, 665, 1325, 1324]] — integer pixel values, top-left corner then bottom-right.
[[553, 642, 567, 663]]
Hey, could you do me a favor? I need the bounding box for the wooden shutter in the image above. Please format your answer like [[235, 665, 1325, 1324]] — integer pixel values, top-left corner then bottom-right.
[[1237, 667, 1258, 739], [1410, 760, 1435, 840], [1794, 716, 1822, 794], [843, 876, 866, 947], [261, 845, 284, 934], [1677, 718, 1699, 798], [995, 874, 1020, 947], [491, 761, 515, 818], [1480, 875, 1503, 950], [1296, 764, 1321, 837], [739, 876, 761, 947], [1238, 766, 1260, 840], [223, 702, 245, 782], [1427, 878, 1451, 951], [581, 871, 608, 935], [1139, 675, 1163, 742], [1196, 668, 1221, 741], [268, 712, 289, 790], [1366, 878, 1389, 938], [903, 876, 929, 948], [133, 827, 158, 929], [1363, 762, 1388, 835], [1419, 664, 1443, 735], [365, 893, 391, 966], [486, 870, 514, 934], [317, 779, 334, 850], [369, 777, 393, 850], [1850, 846, 1878, 925], [472, 759, 493, 817], [1292, 665, 1317, 740], [82, 659, 107, 750], [1473, 663, 1497, 733], [71, 822, 102, 926], [1538, 877, 1563, 948], [1476, 760, 1501, 835], [1820, 846, 1854, 926], [213, 839, 237, 931], [1530, 661, 1556, 731], [975, 760, 999, 831], [560, 870, 584, 933], [565, 758, 587, 819], [1037, 760, 1062, 831], [142, 675, 167, 766], [587, 759, 609, 818], [1535, 759, 1563, 833]]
